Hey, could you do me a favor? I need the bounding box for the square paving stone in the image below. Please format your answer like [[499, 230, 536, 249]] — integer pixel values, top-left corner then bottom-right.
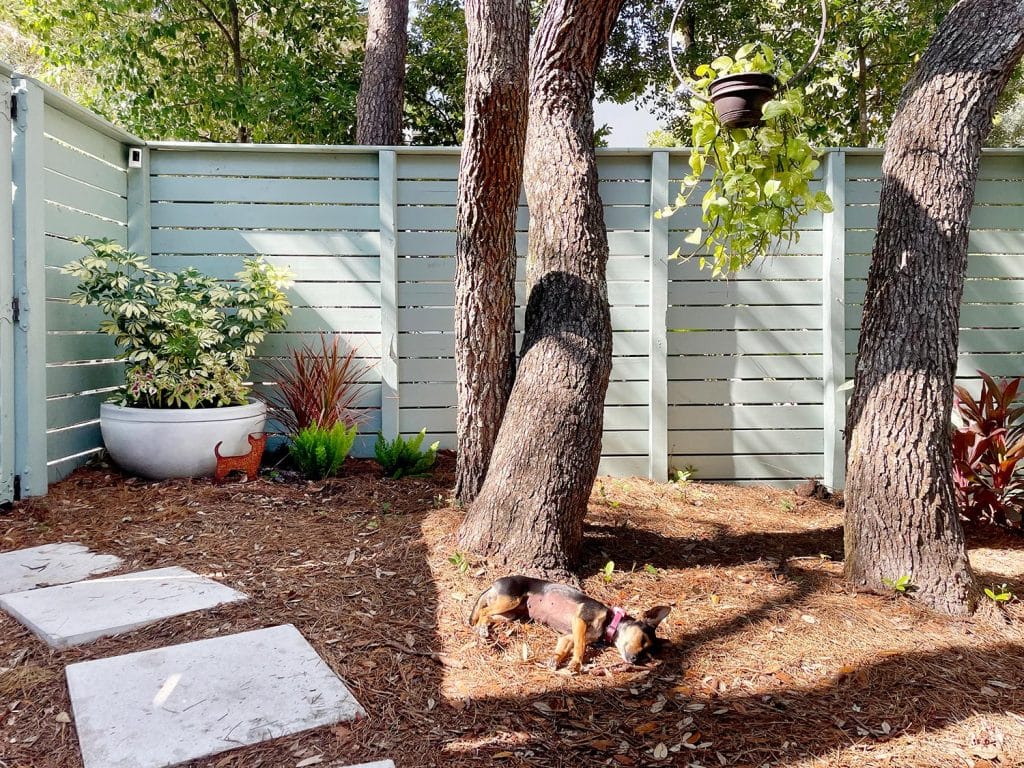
[[66, 624, 366, 768], [0, 566, 246, 648], [0, 543, 122, 595]]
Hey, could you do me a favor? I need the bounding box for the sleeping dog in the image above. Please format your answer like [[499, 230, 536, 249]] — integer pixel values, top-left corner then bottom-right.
[[470, 575, 670, 671]]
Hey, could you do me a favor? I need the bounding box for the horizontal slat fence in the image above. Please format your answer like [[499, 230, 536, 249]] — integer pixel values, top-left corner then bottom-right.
[[148, 147, 385, 455], [844, 153, 1024, 390], [7, 71, 1024, 495], [41, 96, 135, 482], [9, 77, 145, 489]]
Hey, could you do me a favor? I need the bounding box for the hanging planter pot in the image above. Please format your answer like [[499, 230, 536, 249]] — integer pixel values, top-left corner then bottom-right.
[[707, 72, 778, 129], [667, 0, 825, 128]]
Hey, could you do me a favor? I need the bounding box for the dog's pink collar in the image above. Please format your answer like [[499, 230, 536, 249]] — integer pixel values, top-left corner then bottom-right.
[[605, 607, 627, 642]]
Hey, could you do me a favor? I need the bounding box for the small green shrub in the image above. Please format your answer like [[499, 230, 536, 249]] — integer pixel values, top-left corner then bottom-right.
[[374, 428, 439, 479], [984, 583, 1014, 603], [448, 551, 469, 573], [671, 465, 697, 485], [882, 574, 914, 594], [289, 422, 357, 480], [601, 560, 615, 583]]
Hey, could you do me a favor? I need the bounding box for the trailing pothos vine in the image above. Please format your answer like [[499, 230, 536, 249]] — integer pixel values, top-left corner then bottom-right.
[[658, 43, 834, 276]]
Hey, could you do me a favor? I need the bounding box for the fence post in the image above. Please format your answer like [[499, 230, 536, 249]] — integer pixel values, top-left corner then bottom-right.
[[11, 79, 48, 497], [0, 76, 14, 503], [822, 150, 847, 490], [648, 151, 670, 481], [379, 149, 400, 438], [127, 146, 151, 256]]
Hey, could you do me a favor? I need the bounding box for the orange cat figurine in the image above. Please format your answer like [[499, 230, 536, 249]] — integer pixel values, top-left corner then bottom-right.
[[213, 432, 267, 483]]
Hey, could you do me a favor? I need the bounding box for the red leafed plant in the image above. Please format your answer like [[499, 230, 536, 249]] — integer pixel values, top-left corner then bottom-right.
[[258, 333, 372, 436], [951, 371, 1024, 531]]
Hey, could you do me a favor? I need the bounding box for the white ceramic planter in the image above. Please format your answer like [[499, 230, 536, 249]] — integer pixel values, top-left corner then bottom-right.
[[100, 401, 267, 480]]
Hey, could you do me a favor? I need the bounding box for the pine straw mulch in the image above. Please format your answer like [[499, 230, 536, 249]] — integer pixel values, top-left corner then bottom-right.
[[2, 457, 1024, 768]]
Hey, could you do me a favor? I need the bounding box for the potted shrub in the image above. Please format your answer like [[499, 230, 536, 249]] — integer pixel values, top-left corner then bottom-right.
[[659, 43, 834, 275], [62, 238, 293, 479]]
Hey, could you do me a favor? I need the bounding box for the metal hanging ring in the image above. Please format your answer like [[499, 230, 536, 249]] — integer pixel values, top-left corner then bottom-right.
[[667, 0, 827, 100]]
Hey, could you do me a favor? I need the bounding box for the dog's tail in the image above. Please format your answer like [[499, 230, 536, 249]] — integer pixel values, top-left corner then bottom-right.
[[469, 586, 491, 627]]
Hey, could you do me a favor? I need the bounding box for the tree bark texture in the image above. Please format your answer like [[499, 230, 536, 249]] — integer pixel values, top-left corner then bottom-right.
[[453, 0, 530, 503], [457, 0, 624, 577], [356, 0, 409, 145], [845, 0, 1024, 615]]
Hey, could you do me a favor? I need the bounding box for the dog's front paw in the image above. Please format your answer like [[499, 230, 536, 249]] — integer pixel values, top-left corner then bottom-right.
[[476, 624, 491, 640], [567, 660, 582, 674]]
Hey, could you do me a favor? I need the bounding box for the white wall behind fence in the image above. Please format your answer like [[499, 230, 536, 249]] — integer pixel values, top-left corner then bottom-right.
[[11, 73, 1024, 491]]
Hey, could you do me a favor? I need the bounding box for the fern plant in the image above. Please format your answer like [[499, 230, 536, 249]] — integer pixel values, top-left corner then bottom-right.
[[289, 422, 358, 480], [374, 429, 439, 479]]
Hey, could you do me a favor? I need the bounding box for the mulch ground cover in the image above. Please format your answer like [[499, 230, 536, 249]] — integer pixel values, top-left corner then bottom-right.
[[1, 455, 1023, 768]]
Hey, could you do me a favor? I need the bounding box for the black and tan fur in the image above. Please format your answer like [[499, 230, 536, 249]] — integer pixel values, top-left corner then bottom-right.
[[470, 576, 670, 671]]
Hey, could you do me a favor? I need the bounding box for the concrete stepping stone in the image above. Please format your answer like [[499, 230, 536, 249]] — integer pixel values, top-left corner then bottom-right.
[[0, 566, 246, 648], [66, 624, 366, 768], [0, 543, 121, 595]]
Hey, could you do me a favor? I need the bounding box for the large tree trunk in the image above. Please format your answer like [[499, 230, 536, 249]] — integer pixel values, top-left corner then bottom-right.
[[453, 0, 530, 503], [845, 0, 1024, 615], [356, 0, 408, 144], [457, 0, 624, 577]]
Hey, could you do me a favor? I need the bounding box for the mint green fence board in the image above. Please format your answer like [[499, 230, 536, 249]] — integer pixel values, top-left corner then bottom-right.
[[12, 79, 48, 495], [40, 91, 140, 483], [843, 151, 1024, 405], [666, 152, 828, 484], [148, 145, 386, 450], [7, 77, 1024, 495]]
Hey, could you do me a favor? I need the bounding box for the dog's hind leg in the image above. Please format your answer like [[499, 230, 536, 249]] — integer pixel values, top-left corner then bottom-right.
[[470, 591, 524, 639]]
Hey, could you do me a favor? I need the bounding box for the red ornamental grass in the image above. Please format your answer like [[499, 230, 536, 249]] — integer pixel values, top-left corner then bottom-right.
[[951, 371, 1024, 531], [259, 333, 372, 437]]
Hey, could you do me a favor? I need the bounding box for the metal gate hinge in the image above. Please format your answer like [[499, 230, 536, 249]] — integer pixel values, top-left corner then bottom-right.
[[14, 288, 29, 331]]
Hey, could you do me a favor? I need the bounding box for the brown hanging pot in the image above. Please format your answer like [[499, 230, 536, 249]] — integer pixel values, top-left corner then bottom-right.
[[667, 0, 825, 129], [707, 72, 778, 129]]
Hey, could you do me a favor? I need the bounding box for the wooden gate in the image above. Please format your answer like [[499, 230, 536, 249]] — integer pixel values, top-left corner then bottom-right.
[[0, 74, 15, 503]]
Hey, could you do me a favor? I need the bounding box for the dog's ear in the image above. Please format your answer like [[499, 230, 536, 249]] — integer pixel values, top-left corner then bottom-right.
[[642, 605, 671, 628]]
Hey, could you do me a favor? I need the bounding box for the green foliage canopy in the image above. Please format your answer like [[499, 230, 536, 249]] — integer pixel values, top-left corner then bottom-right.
[[405, 0, 466, 144], [386, 0, 1007, 148], [605, 0, 963, 147], [7, 0, 364, 142]]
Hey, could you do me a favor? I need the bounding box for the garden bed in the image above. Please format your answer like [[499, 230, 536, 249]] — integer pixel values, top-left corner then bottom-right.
[[1, 458, 1022, 768]]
